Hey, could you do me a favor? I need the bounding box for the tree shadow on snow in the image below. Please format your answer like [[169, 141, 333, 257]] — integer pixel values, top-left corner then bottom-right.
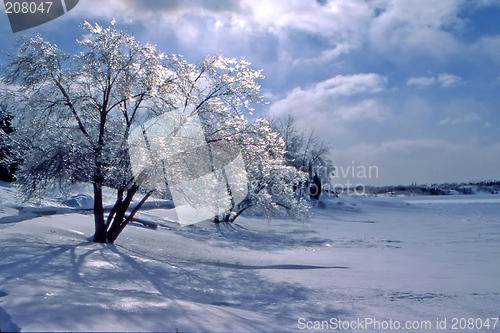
[[0, 235, 349, 331], [109, 243, 350, 328], [0, 305, 21, 333], [0, 290, 20, 333], [168, 221, 333, 251]]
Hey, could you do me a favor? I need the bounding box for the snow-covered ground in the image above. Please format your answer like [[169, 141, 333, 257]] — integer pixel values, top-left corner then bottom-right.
[[1, 183, 499, 332]]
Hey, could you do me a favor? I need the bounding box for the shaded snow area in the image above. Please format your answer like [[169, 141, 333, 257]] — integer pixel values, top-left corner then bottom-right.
[[1, 184, 500, 332]]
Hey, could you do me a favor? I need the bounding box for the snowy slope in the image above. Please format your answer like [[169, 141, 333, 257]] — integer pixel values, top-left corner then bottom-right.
[[1, 184, 500, 332]]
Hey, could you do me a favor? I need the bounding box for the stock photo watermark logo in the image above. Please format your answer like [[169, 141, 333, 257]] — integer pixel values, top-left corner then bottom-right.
[[312, 162, 380, 196], [128, 106, 249, 226], [4, 0, 79, 32]]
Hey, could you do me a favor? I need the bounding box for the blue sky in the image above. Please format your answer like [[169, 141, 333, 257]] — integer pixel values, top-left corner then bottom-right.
[[1, 0, 499, 185]]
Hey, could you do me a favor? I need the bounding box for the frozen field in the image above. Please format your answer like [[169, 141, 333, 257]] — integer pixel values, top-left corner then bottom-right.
[[0, 183, 499, 332]]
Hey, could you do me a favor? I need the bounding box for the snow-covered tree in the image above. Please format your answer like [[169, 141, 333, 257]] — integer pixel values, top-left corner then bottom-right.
[[128, 55, 310, 224], [3, 22, 176, 242], [2, 22, 308, 243], [206, 117, 310, 223], [0, 90, 17, 182], [272, 115, 332, 199]]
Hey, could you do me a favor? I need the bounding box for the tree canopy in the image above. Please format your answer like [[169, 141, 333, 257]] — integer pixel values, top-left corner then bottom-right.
[[2, 21, 309, 243]]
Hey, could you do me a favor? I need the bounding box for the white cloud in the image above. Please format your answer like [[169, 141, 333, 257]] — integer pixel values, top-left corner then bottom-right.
[[76, 0, 242, 19], [70, 0, 500, 72], [76, 0, 371, 36], [73, 0, 374, 66], [437, 73, 461, 87], [439, 113, 480, 125], [472, 35, 500, 65], [315, 73, 387, 96], [268, 73, 387, 118], [334, 99, 389, 122], [292, 43, 353, 65], [332, 140, 500, 185], [368, 0, 465, 58], [407, 73, 461, 88], [407, 76, 436, 87], [268, 73, 389, 147], [438, 98, 487, 127]]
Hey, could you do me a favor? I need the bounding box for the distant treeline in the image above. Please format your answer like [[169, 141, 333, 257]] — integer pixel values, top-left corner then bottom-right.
[[362, 181, 500, 195]]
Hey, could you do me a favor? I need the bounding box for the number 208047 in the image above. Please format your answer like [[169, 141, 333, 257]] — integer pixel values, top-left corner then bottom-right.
[[5, 1, 54, 14]]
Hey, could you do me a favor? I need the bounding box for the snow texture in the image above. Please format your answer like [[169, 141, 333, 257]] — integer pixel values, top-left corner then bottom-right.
[[1, 183, 499, 332]]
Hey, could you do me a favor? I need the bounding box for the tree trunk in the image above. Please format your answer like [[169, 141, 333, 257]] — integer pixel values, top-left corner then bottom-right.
[[92, 182, 107, 243], [106, 185, 139, 243], [228, 205, 249, 223], [309, 174, 322, 200], [107, 190, 153, 243], [105, 188, 124, 231]]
